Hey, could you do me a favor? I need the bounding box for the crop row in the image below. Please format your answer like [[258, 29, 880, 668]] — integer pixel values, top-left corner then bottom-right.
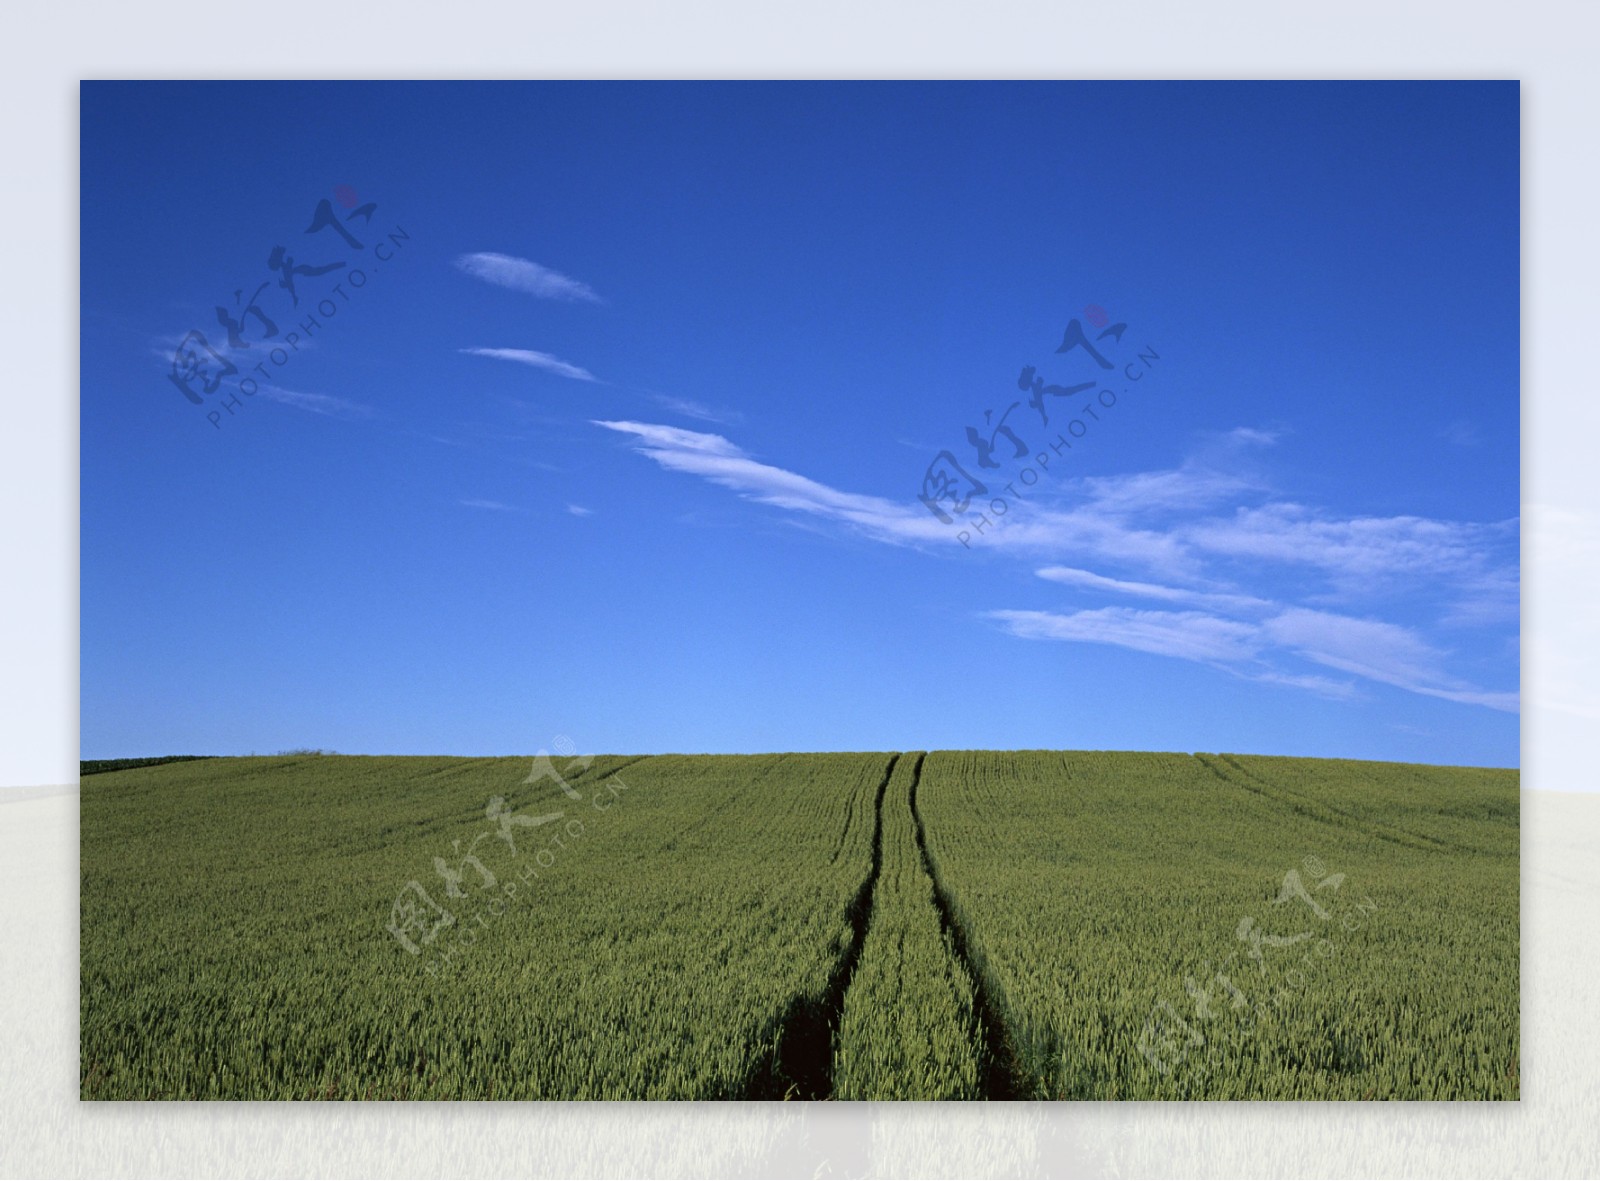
[[81, 750, 1519, 1100], [833, 753, 986, 1099], [82, 751, 890, 1099], [915, 750, 1519, 1099]]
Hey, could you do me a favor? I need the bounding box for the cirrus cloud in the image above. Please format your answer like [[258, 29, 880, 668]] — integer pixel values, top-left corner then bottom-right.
[[455, 252, 603, 303], [461, 348, 597, 383], [593, 419, 1518, 713]]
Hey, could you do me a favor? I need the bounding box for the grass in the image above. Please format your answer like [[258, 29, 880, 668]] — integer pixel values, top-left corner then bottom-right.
[[80, 749, 1518, 1100], [915, 750, 1519, 1099]]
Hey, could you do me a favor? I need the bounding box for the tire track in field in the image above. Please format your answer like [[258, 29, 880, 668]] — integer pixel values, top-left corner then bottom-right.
[[407, 755, 656, 846], [1194, 753, 1464, 855], [907, 754, 1024, 1100], [535, 752, 652, 801], [1214, 752, 1487, 853], [1333, 760, 1517, 856], [827, 767, 864, 866], [654, 754, 791, 854], [824, 756, 894, 866], [575, 752, 654, 786], [745, 753, 896, 1100]]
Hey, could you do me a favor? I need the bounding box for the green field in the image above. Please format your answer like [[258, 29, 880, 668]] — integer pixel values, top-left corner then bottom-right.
[[79, 750, 1518, 1100]]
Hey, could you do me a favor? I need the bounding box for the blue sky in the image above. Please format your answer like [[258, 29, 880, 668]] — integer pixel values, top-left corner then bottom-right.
[[80, 81, 1520, 767]]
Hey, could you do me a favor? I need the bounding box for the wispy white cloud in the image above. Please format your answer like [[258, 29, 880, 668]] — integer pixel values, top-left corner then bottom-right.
[[648, 394, 741, 425], [1035, 565, 1272, 615], [459, 498, 517, 511], [461, 348, 597, 383], [594, 419, 1517, 712], [594, 422, 1193, 568], [1078, 464, 1265, 517], [597, 421, 745, 459], [1187, 503, 1511, 578], [154, 328, 369, 420], [566, 504, 594, 518], [1440, 564, 1519, 629], [455, 253, 603, 303], [1017, 560, 1519, 705], [153, 333, 354, 422], [990, 600, 1513, 711], [255, 385, 374, 420], [1258, 608, 1516, 710], [1016, 561, 1516, 709], [594, 420, 950, 545], [592, 420, 1213, 566], [151, 330, 317, 365], [991, 606, 1262, 664], [1248, 670, 1360, 699]]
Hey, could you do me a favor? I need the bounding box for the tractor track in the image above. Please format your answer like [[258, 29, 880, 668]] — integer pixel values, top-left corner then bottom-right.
[[906, 753, 1025, 1100], [743, 753, 896, 1099]]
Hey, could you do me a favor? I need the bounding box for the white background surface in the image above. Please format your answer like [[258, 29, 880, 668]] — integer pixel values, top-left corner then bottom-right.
[[3, 1, 1595, 1175]]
